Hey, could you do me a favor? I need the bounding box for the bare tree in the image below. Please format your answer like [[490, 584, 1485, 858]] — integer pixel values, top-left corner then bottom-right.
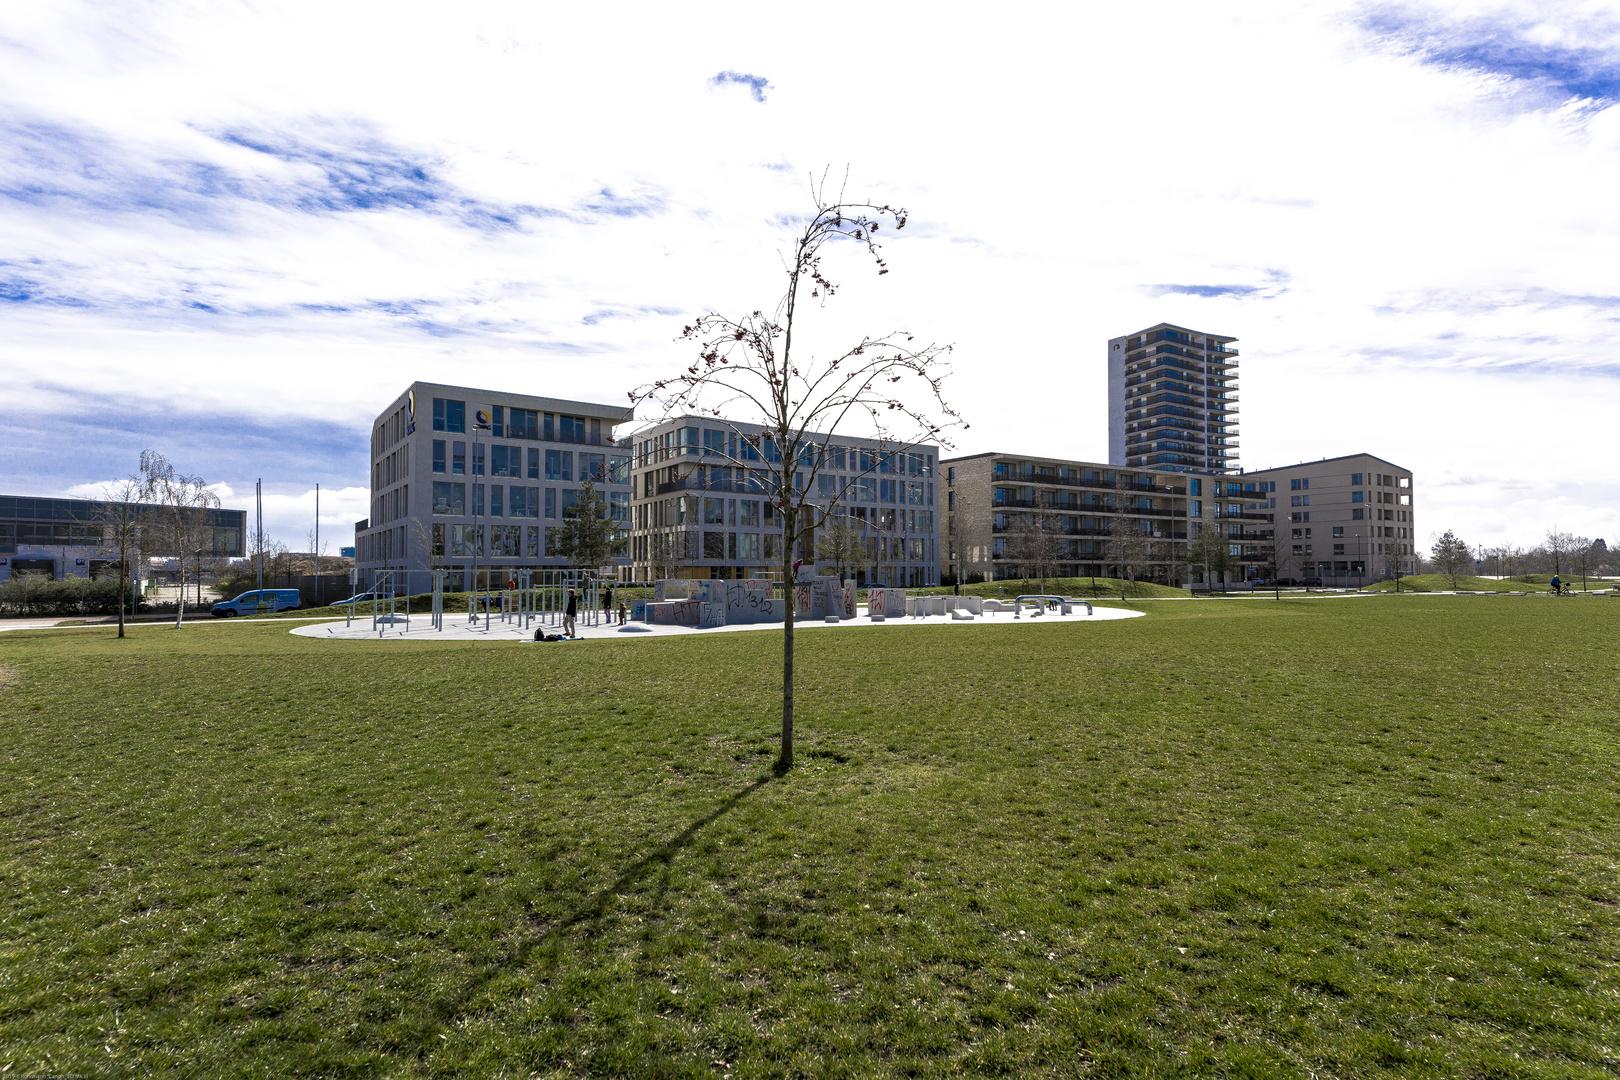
[[814, 516, 864, 583], [1430, 529, 1471, 588], [1006, 507, 1062, 595], [631, 176, 963, 770], [96, 474, 147, 638], [1569, 535, 1594, 592], [139, 451, 221, 628], [945, 483, 977, 585], [1544, 528, 1575, 581]]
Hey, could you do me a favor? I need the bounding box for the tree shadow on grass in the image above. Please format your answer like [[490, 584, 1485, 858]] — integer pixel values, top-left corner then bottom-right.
[[429, 774, 774, 1021]]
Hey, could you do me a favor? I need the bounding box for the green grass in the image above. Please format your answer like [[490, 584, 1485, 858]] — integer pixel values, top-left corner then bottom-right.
[[2, 597, 1618, 1077], [1362, 575, 1554, 594]]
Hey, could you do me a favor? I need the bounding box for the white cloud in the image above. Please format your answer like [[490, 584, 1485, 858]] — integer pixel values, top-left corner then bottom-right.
[[3, 0, 1620, 547]]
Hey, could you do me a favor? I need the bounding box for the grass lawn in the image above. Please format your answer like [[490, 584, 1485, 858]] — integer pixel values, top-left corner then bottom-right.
[[2, 596, 1617, 1077], [1362, 575, 1555, 594]]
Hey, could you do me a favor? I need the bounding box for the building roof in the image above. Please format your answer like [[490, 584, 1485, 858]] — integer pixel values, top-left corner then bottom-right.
[[1243, 452, 1411, 475]]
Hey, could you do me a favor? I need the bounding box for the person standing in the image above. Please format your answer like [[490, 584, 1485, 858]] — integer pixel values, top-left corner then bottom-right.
[[604, 584, 614, 617], [564, 588, 578, 637]]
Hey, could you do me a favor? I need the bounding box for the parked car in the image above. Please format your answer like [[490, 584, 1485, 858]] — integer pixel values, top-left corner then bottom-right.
[[1275, 577, 1298, 587], [1248, 578, 1273, 588], [211, 589, 302, 617], [1301, 576, 1324, 588], [332, 592, 395, 608]]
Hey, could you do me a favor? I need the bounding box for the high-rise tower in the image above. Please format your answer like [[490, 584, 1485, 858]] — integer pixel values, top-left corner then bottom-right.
[[1107, 323, 1238, 474]]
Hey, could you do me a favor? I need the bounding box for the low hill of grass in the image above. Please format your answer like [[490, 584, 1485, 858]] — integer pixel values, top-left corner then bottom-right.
[[1363, 574, 1550, 593]]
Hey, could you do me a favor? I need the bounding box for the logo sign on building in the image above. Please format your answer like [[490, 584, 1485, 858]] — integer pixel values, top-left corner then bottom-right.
[[406, 389, 416, 434], [75, 558, 86, 566]]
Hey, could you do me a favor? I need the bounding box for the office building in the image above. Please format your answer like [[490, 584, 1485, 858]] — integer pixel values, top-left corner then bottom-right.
[[0, 493, 246, 582], [1108, 323, 1239, 474], [627, 417, 940, 586], [354, 382, 634, 592]]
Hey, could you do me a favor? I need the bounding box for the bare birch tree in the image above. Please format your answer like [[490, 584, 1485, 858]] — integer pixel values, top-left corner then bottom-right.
[[96, 474, 147, 638], [139, 451, 221, 628], [631, 176, 963, 770]]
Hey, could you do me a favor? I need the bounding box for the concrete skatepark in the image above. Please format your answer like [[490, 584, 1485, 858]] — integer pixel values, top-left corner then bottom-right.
[[291, 582, 1144, 643]]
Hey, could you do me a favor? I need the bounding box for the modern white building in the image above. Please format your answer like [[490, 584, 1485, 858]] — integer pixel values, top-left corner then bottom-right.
[[1108, 323, 1239, 474], [355, 382, 634, 593], [626, 416, 941, 586]]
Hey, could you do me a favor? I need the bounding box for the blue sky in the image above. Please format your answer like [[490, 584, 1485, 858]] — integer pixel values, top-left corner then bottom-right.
[[3, 0, 1619, 550]]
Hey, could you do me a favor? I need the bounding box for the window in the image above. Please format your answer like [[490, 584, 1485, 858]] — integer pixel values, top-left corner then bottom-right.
[[433, 398, 465, 433], [557, 415, 586, 443], [1352, 507, 1364, 520], [739, 532, 761, 560], [1351, 473, 1363, 486], [1332, 526, 1344, 537], [947, 491, 955, 511], [488, 406, 504, 437], [507, 409, 539, 440], [1399, 495, 1410, 506], [450, 523, 480, 557], [490, 485, 503, 517], [546, 450, 572, 481], [880, 479, 897, 503], [432, 482, 465, 516], [609, 455, 629, 484], [703, 531, 725, 559], [579, 453, 606, 483], [472, 444, 485, 476], [560, 490, 579, 518], [509, 487, 539, 518], [432, 523, 445, 557], [1351, 491, 1364, 502], [1189, 478, 1201, 496], [433, 440, 446, 473], [704, 498, 726, 525], [1398, 477, 1410, 489], [472, 484, 484, 516], [609, 492, 629, 523], [491, 445, 517, 478], [527, 526, 540, 557], [859, 478, 878, 502], [545, 489, 556, 518], [452, 441, 465, 475], [1290, 478, 1301, 491]]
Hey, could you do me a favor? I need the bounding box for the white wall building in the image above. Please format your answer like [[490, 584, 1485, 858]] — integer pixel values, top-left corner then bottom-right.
[[355, 382, 634, 593]]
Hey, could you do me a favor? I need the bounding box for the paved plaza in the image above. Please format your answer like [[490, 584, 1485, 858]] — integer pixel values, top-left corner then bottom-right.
[[289, 602, 1145, 643]]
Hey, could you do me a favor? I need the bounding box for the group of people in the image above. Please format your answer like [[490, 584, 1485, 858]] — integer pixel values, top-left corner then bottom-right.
[[536, 585, 628, 641]]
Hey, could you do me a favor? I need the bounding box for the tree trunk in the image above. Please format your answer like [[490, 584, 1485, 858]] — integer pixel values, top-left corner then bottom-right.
[[117, 554, 127, 638], [780, 507, 796, 771], [175, 557, 186, 629]]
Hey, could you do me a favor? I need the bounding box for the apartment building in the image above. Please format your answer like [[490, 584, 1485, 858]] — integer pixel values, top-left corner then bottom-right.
[[942, 451, 1414, 586], [627, 416, 940, 586], [943, 452, 1208, 583], [1108, 323, 1239, 474], [1244, 453, 1415, 583], [354, 382, 634, 592]]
